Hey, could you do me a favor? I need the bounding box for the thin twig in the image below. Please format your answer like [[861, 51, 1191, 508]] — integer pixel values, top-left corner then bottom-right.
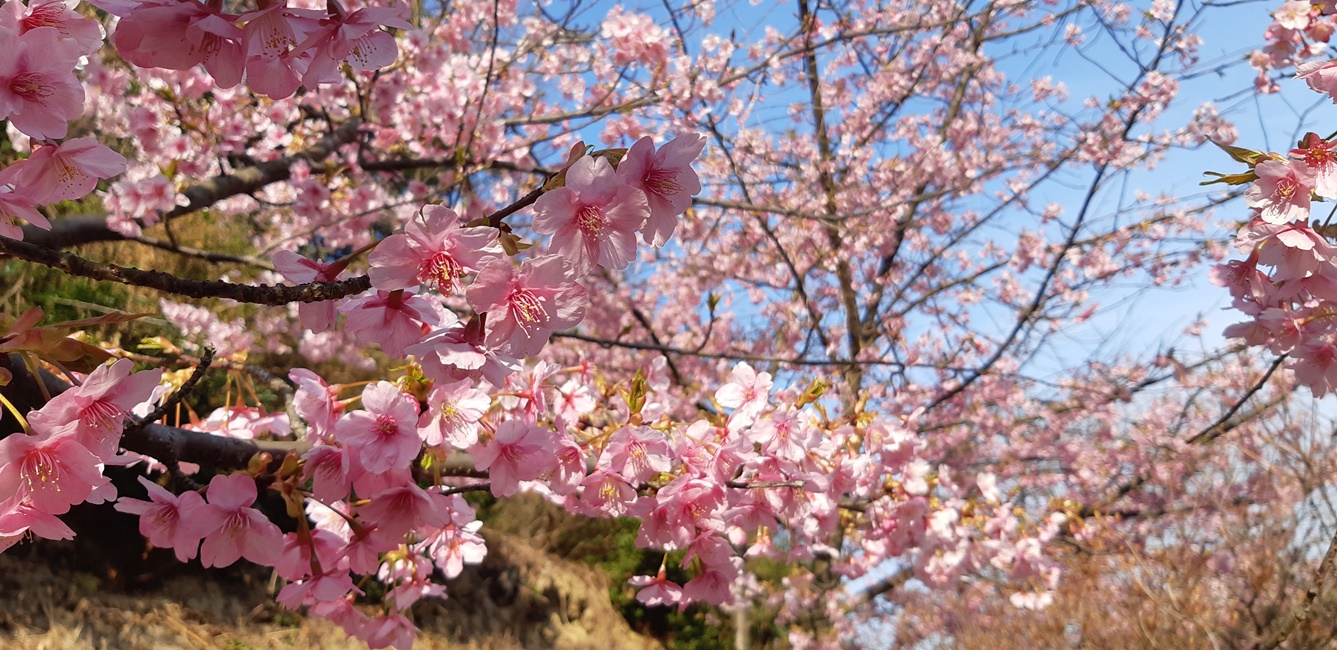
[[128, 346, 215, 437]]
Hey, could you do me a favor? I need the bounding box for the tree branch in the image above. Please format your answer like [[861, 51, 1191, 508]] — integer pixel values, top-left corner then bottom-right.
[[0, 236, 371, 305], [20, 121, 367, 250]]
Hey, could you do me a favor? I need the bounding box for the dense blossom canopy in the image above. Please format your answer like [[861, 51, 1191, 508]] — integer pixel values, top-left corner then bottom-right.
[[0, 0, 1335, 647]]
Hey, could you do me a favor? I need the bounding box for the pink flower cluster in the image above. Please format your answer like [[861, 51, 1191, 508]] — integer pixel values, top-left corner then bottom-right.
[[1251, 0, 1335, 93], [274, 135, 706, 365], [1216, 130, 1337, 394], [0, 2, 125, 241], [1, 359, 162, 551], [91, 0, 411, 99]]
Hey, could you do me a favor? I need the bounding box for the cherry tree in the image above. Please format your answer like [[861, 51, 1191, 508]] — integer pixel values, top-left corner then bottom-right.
[[0, 0, 1323, 647]]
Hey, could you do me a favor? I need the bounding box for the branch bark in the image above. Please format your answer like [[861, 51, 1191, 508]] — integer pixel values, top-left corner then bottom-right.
[[20, 121, 367, 250], [1, 353, 304, 472], [0, 235, 371, 305]]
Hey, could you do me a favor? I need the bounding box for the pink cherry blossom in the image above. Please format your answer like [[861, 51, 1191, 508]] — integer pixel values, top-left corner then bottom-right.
[[547, 435, 588, 496], [714, 362, 773, 428], [368, 204, 498, 293], [338, 289, 440, 358], [470, 420, 556, 497], [466, 255, 588, 358], [290, 368, 343, 442], [681, 562, 738, 606], [359, 484, 446, 543], [0, 495, 75, 551], [2, 0, 104, 55], [406, 315, 521, 386], [1291, 133, 1337, 199], [578, 470, 637, 517], [302, 444, 360, 502], [0, 26, 84, 139], [335, 381, 421, 473], [356, 613, 416, 650], [418, 518, 486, 579], [0, 186, 46, 240], [1298, 59, 1337, 101], [1245, 159, 1316, 223], [601, 426, 672, 483], [27, 358, 163, 461], [238, 0, 313, 98], [277, 570, 359, 608], [417, 379, 490, 449], [296, 2, 412, 88], [6, 138, 127, 205], [0, 428, 108, 515], [113, 476, 212, 561], [616, 134, 707, 247], [629, 569, 683, 608], [533, 154, 649, 275], [105, 0, 245, 88], [195, 474, 284, 568], [378, 550, 445, 610]]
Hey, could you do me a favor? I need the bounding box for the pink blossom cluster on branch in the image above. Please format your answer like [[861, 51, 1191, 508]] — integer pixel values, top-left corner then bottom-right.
[[1212, 85, 1337, 392], [0, 0, 1314, 646]]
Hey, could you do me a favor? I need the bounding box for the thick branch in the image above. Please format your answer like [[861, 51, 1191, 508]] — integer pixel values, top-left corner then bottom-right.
[[21, 121, 366, 250], [0, 353, 303, 471], [0, 236, 371, 305]]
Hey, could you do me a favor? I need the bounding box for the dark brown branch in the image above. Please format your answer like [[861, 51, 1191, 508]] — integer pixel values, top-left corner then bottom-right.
[[0, 235, 371, 305], [1, 354, 303, 472], [485, 185, 544, 228], [125, 346, 215, 440], [21, 121, 366, 250]]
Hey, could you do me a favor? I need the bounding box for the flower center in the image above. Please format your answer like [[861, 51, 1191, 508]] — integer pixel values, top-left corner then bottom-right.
[[1275, 177, 1299, 201], [21, 4, 64, 32], [21, 449, 57, 492], [508, 288, 548, 335], [599, 478, 619, 501], [644, 167, 682, 196], [375, 414, 398, 439], [82, 399, 122, 430], [576, 204, 608, 237], [628, 442, 649, 474], [11, 73, 52, 102], [1303, 146, 1337, 171], [420, 252, 465, 293]]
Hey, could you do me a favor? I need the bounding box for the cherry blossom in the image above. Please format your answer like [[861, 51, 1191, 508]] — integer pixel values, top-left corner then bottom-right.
[[466, 255, 588, 358], [616, 134, 707, 247], [0, 427, 108, 515], [1245, 159, 1316, 224], [195, 474, 284, 568], [417, 379, 490, 449], [1, 0, 104, 55], [0, 26, 84, 139], [335, 381, 420, 474], [532, 154, 649, 275], [339, 289, 440, 358], [103, 0, 245, 88], [2, 138, 127, 205], [368, 205, 498, 293], [113, 476, 211, 561], [470, 420, 556, 497], [714, 362, 773, 428]]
